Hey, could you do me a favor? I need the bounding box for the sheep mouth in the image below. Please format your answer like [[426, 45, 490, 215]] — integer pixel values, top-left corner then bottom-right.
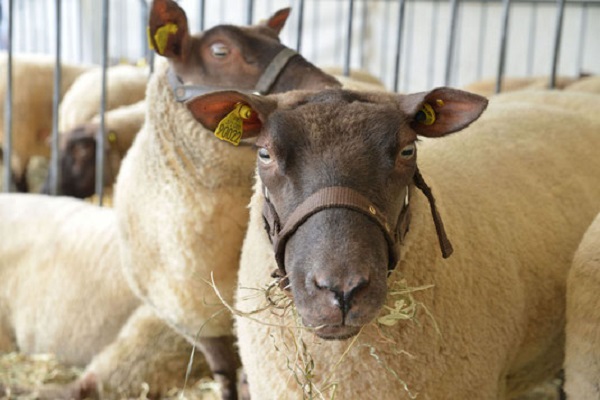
[[313, 325, 361, 341]]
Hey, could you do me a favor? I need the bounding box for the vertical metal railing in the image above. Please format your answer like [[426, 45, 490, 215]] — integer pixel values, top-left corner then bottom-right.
[[495, 0, 512, 94], [476, 0, 488, 81], [95, 0, 110, 205], [402, 1, 415, 92], [393, 0, 407, 92], [427, 0, 440, 89], [2, 0, 14, 193], [526, 2, 537, 76], [48, 0, 63, 195], [576, 2, 588, 75], [246, 0, 254, 25], [199, 0, 206, 31], [296, 0, 305, 52], [549, 0, 566, 89], [343, 0, 355, 76], [444, 0, 459, 86]]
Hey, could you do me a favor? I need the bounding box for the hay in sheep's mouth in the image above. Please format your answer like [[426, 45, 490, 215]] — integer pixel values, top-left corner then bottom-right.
[[211, 271, 438, 400]]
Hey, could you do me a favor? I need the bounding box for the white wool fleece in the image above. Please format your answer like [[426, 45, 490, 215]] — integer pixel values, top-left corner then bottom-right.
[[234, 95, 600, 399], [115, 60, 257, 340]]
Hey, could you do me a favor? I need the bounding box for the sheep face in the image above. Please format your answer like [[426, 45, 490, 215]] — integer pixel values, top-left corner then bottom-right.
[[149, 0, 338, 95], [42, 124, 114, 198], [187, 88, 488, 340]]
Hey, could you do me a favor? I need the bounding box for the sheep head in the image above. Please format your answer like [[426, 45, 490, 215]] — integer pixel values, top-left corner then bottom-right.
[[149, 0, 339, 94], [187, 88, 487, 340]]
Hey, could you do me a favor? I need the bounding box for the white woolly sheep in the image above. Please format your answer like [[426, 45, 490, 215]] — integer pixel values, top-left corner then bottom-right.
[[42, 100, 146, 198], [564, 75, 600, 94], [0, 194, 209, 398], [186, 88, 600, 399], [1, 0, 341, 398], [564, 212, 600, 399], [0, 53, 91, 190], [114, 0, 340, 396], [462, 75, 580, 97], [58, 64, 148, 134]]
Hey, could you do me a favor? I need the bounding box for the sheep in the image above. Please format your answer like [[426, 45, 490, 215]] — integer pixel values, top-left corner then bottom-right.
[[564, 212, 600, 399], [0, 53, 91, 190], [0, 194, 209, 398], [462, 75, 580, 97], [185, 87, 600, 399], [58, 64, 148, 134], [1, 0, 341, 398], [42, 100, 146, 198], [113, 0, 341, 397], [564, 75, 600, 94]]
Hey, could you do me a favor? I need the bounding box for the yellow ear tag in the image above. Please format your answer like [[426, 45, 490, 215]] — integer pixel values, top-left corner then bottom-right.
[[214, 104, 253, 146], [418, 103, 436, 125], [153, 23, 179, 55], [436, 99, 445, 107], [108, 131, 117, 144]]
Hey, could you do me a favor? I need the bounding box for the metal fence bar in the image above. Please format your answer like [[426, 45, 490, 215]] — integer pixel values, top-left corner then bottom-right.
[[402, 1, 415, 92], [95, 0, 110, 205], [495, 0, 511, 93], [427, 0, 440, 89], [526, 2, 537, 76], [296, 0, 305, 52], [343, 0, 355, 76], [444, 0, 459, 86], [476, 0, 488, 80], [359, 0, 368, 69], [393, 0, 406, 92], [576, 3, 588, 74], [379, 0, 391, 84], [2, 0, 14, 193], [246, 0, 254, 25], [48, 0, 63, 195], [199, 0, 206, 31], [549, 0, 566, 88]]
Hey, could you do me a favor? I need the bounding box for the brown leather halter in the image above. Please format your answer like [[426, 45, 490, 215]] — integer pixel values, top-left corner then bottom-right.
[[262, 167, 453, 279]]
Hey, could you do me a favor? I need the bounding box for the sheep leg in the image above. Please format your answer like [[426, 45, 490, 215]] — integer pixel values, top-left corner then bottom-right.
[[197, 335, 243, 400]]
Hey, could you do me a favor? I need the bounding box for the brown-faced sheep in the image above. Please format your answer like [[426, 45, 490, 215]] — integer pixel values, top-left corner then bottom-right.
[[42, 100, 146, 198], [114, 0, 340, 397], [564, 212, 600, 399], [186, 88, 600, 399]]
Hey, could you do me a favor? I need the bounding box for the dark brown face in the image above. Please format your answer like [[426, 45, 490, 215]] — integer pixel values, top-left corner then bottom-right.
[[172, 24, 286, 91], [149, 0, 339, 95], [257, 91, 417, 339]]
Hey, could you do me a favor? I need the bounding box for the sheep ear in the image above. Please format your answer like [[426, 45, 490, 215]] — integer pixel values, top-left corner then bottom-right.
[[402, 87, 488, 138], [186, 91, 277, 143], [148, 0, 190, 59], [262, 8, 291, 35]]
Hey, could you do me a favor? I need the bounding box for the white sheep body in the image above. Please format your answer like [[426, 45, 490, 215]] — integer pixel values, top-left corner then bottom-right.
[[0, 193, 208, 395], [564, 212, 600, 399], [58, 64, 148, 133], [234, 96, 600, 399], [115, 60, 256, 341], [462, 76, 579, 97], [564, 75, 600, 94], [0, 53, 91, 181]]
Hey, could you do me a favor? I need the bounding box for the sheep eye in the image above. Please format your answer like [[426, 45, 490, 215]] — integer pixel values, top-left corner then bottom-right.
[[399, 143, 416, 160], [258, 148, 272, 164], [210, 43, 230, 58]]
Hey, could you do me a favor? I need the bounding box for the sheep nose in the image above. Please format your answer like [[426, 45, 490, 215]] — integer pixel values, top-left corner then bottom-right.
[[313, 274, 370, 315]]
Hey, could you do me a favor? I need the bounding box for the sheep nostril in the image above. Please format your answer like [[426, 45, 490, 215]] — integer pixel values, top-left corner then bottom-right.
[[313, 275, 370, 314]]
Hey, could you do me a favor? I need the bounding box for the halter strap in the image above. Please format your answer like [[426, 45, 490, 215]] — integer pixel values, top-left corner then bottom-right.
[[263, 186, 410, 275], [168, 47, 298, 102]]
